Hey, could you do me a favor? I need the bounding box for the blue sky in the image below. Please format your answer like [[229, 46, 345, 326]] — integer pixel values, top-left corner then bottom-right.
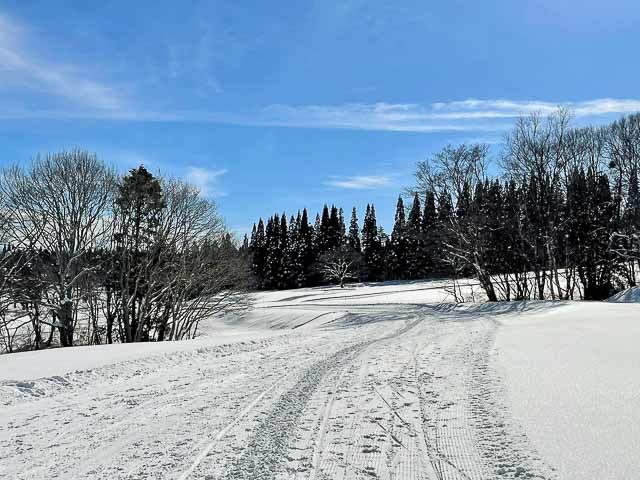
[[1, 0, 640, 235]]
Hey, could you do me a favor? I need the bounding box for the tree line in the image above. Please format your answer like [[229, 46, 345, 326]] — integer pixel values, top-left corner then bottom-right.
[[248, 110, 640, 301], [0, 151, 247, 353]]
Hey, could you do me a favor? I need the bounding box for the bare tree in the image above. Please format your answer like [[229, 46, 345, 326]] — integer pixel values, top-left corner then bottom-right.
[[109, 173, 249, 342], [142, 178, 249, 341], [501, 109, 573, 299], [411, 143, 489, 204], [0, 150, 115, 347], [317, 246, 362, 288]]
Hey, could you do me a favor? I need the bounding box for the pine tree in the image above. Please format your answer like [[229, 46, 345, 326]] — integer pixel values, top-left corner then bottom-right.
[[114, 165, 165, 342], [348, 207, 361, 252], [263, 215, 286, 289], [362, 204, 384, 281], [262, 217, 274, 288], [338, 207, 347, 245], [502, 180, 528, 298], [249, 219, 267, 288], [279, 214, 289, 288], [435, 189, 454, 275], [456, 181, 472, 219], [329, 205, 341, 250], [241, 234, 249, 253], [421, 191, 438, 276], [297, 208, 316, 287], [438, 189, 453, 224], [283, 214, 298, 288], [390, 196, 407, 279], [625, 168, 640, 228], [318, 205, 331, 253], [620, 168, 640, 285], [422, 191, 437, 231], [567, 169, 614, 300], [406, 193, 423, 279], [313, 213, 322, 252]]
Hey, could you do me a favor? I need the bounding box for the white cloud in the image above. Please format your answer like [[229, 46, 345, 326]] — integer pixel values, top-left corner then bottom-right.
[[0, 12, 126, 111], [0, 13, 638, 132], [185, 166, 227, 197], [324, 175, 392, 190], [249, 99, 640, 132], [5, 97, 638, 134]]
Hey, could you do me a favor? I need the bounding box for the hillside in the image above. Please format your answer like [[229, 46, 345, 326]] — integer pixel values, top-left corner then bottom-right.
[[1, 279, 638, 479]]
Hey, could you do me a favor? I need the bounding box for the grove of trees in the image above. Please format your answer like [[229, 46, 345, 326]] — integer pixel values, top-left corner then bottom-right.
[[0, 150, 248, 353], [3, 110, 639, 352], [248, 111, 640, 302]]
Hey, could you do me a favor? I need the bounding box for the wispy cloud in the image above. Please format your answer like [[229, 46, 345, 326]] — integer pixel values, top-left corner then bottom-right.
[[4, 97, 640, 134], [429, 98, 640, 119], [324, 175, 392, 190], [0, 12, 126, 111], [244, 99, 640, 132], [2, 10, 640, 133], [1, 11, 639, 131], [185, 166, 227, 197]]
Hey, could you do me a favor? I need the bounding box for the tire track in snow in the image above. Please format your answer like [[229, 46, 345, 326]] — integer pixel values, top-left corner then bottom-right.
[[411, 313, 556, 480], [223, 313, 423, 480], [179, 374, 291, 480], [287, 311, 433, 480]]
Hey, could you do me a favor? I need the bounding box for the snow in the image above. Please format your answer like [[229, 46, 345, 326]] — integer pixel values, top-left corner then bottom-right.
[[497, 302, 640, 480], [608, 285, 640, 303], [1, 279, 638, 479], [0, 327, 280, 382]]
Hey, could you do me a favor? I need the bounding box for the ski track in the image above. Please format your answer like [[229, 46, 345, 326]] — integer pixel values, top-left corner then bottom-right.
[[1, 303, 555, 479]]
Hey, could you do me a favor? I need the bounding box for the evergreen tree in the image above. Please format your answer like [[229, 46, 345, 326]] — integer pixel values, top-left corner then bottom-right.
[[422, 191, 437, 231], [297, 208, 316, 287], [389, 196, 407, 279], [338, 207, 347, 245], [406, 193, 423, 279], [362, 204, 384, 281], [263, 215, 286, 289], [114, 165, 165, 342], [456, 181, 472, 219], [279, 214, 289, 288], [625, 168, 640, 228], [318, 205, 331, 253], [435, 189, 454, 275], [502, 180, 529, 298], [249, 219, 267, 288], [313, 213, 322, 252], [421, 191, 438, 276], [329, 205, 341, 250], [283, 214, 298, 288], [348, 207, 361, 253], [438, 189, 453, 224], [567, 169, 614, 299], [619, 169, 640, 285], [241, 234, 249, 253]]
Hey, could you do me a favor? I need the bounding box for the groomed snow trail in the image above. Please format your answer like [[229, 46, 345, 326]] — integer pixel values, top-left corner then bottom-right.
[[1, 293, 562, 479]]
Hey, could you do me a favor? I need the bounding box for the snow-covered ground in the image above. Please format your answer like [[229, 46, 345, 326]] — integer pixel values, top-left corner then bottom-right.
[[0, 280, 638, 479]]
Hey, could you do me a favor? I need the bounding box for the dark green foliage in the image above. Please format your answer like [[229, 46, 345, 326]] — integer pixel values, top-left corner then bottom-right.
[[389, 196, 407, 279], [348, 207, 361, 253], [362, 204, 385, 281]]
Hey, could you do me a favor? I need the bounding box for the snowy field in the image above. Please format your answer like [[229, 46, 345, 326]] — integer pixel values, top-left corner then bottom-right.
[[0, 281, 638, 479]]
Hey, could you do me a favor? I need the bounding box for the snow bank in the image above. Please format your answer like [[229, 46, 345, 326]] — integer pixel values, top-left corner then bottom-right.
[[496, 302, 640, 480], [608, 286, 640, 303], [0, 329, 280, 382]]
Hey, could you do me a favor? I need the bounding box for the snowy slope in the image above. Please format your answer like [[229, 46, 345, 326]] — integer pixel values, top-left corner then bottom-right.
[[608, 285, 640, 303], [496, 302, 640, 480], [1, 279, 638, 479]]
